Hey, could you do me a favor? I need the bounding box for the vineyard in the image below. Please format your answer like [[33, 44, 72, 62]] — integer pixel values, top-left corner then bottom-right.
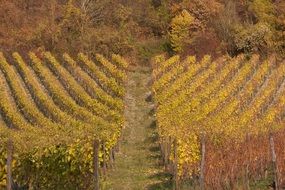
[[0, 52, 128, 189], [152, 54, 285, 189], [1, 49, 285, 190], [2, 0, 285, 189]]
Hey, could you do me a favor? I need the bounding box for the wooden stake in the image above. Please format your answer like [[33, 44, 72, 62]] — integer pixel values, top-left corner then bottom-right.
[[163, 140, 168, 166], [6, 140, 13, 190], [269, 133, 279, 190], [166, 136, 171, 171], [102, 142, 107, 175], [200, 134, 206, 190], [109, 148, 114, 169], [245, 134, 250, 190], [93, 140, 100, 190], [173, 138, 179, 190]]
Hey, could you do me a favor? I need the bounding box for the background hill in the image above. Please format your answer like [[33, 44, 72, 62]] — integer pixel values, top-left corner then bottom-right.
[[1, 0, 285, 62]]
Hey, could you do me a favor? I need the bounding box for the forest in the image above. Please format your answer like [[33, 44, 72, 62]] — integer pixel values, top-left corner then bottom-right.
[[1, 0, 285, 189], [1, 0, 285, 59]]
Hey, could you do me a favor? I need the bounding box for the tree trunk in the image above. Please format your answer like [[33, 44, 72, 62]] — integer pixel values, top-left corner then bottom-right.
[[269, 133, 279, 190], [200, 134, 206, 190], [6, 140, 13, 190], [93, 140, 100, 190]]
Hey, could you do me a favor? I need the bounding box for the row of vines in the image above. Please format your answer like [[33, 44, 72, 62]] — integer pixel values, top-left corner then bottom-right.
[[152, 54, 285, 189], [0, 51, 128, 189]]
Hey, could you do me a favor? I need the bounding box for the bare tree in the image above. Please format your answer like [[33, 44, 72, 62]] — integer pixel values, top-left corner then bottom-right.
[[81, 0, 109, 24]]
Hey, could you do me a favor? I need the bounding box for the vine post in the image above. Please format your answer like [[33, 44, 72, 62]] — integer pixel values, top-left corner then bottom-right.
[[93, 139, 100, 190], [269, 132, 279, 190], [6, 139, 13, 190], [102, 141, 107, 175], [173, 138, 179, 190], [200, 133, 206, 190]]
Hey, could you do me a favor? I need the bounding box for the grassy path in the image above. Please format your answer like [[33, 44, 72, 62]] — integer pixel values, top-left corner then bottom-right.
[[105, 66, 171, 190]]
